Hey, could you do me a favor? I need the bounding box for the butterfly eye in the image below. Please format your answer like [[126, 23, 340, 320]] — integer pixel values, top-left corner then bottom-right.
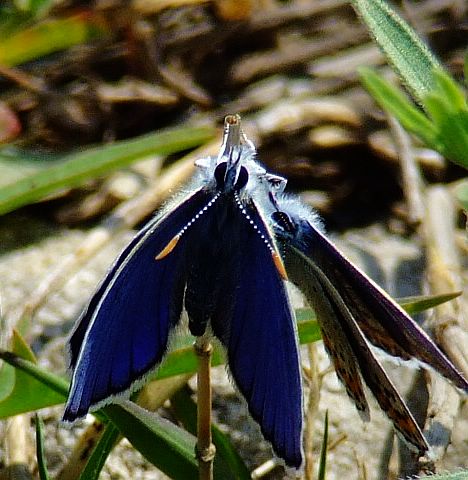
[[272, 210, 295, 233], [214, 162, 228, 188], [235, 166, 249, 190], [214, 162, 249, 191]]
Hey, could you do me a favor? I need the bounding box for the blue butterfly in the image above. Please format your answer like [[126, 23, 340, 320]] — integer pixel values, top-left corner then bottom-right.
[[64, 115, 468, 468]]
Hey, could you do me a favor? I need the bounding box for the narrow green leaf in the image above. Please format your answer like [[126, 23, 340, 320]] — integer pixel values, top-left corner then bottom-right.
[[398, 291, 462, 315], [298, 314, 322, 344], [432, 69, 467, 111], [0, 331, 67, 418], [317, 411, 329, 480], [105, 401, 198, 479], [0, 352, 16, 401], [423, 93, 452, 126], [35, 414, 51, 480], [0, 125, 215, 215], [352, 0, 441, 102], [359, 67, 438, 147], [0, 157, 47, 187], [423, 82, 468, 166], [78, 422, 120, 480], [0, 14, 107, 66], [171, 387, 251, 480], [435, 111, 468, 168]]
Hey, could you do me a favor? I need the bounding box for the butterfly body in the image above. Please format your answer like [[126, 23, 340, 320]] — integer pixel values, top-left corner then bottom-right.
[[65, 115, 467, 469], [65, 116, 303, 467]]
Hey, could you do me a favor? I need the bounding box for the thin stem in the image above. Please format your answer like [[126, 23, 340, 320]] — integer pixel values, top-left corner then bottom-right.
[[194, 336, 215, 480], [304, 342, 321, 480]]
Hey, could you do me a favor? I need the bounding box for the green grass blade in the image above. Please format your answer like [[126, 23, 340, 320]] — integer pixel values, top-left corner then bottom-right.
[[351, 0, 441, 102], [423, 85, 468, 167], [156, 345, 224, 380], [359, 67, 438, 147], [0, 330, 67, 418], [0, 14, 107, 66], [398, 291, 461, 315], [435, 111, 468, 168], [317, 411, 329, 480], [0, 125, 215, 215], [432, 69, 467, 111], [35, 414, 51, 480], [78, 422, 120, 480], [105, 401, 198, 479]]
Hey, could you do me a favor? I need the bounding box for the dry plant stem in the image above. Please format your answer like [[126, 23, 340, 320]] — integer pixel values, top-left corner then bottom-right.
[[387, 115, 426, 475], [251, 459, 279, 479], [194, 336, 215, 480], [5, 415, 33, 470], [0, 63, 47, 92], [304, 343, 321, 480], [388, 116, 425, 227], [419, 185, 467, 471]]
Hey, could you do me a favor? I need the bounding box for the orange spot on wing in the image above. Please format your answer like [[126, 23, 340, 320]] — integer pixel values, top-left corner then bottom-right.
[[155, 235, 180, 260], [272, 251, 288, 280]]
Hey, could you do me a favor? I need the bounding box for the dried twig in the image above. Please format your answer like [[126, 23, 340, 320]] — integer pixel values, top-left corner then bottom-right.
[[388, 116, 425, 228], [419, 185, 467, 472]]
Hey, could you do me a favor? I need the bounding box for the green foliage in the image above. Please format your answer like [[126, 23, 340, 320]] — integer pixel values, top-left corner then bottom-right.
[[351, 0, 441, 102], [0, 14, 107, 66], [105, 402, 199, 479], [35, 414, 51, 480], [353, 0, 468, 169], [12, 0, 55, 18], [360, 66, 468, 169], [0, 125, 215, 215], [0, 330, 66, 418], [78, 422, 121, 480]]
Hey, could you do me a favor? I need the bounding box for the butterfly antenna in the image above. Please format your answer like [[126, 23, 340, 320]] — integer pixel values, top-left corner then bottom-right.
[[219, 114, 242, 161]]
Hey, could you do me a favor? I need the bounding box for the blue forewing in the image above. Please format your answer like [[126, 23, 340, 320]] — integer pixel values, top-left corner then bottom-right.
[[64, 115, 304, 468], [64, 188, 212, 421]]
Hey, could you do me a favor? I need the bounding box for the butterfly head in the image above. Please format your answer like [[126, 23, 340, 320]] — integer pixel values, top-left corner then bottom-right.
[[196, 115, 269, 197]]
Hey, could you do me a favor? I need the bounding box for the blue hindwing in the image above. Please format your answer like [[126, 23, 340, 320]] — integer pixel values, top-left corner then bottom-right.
[[211, 199, 303, 468], [287, 219, 468, 393]]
